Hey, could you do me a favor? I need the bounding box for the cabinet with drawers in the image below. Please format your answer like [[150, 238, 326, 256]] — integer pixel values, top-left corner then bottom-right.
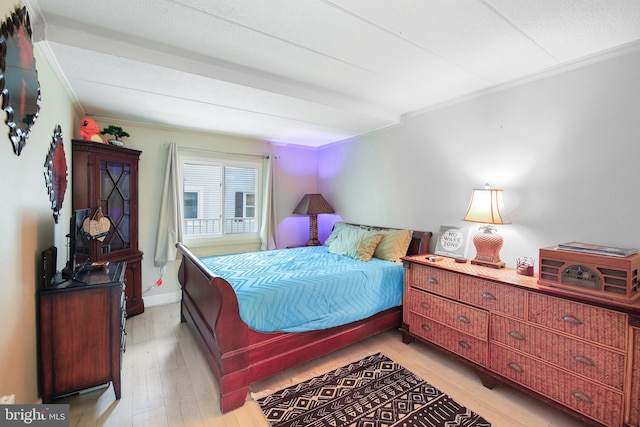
[[402, 255, 640, 427], [39, 261, 126, 403]]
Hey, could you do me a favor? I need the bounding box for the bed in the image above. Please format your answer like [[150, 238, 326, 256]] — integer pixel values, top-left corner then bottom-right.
[[176, 223, 432, 413]]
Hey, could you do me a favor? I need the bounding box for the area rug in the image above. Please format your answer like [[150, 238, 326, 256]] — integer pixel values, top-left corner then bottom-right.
[[256, 352, 492, 427]]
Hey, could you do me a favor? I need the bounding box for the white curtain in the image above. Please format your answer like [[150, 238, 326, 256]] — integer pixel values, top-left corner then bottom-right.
[[259, 155, 277, 250], [153, 142, 183, 267]]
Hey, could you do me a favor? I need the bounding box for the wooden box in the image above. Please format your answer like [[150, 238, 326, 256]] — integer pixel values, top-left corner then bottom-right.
[[538, 246, 640, 302]]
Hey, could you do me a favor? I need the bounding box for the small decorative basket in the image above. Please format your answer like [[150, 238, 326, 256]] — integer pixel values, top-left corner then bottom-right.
[[516, 257, 534, 276]]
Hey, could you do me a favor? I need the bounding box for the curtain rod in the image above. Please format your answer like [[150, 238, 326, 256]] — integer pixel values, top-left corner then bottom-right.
[[172, 144, 270, 159]]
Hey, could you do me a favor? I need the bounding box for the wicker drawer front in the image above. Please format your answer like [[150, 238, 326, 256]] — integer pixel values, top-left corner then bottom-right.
[[527, 292, 627, 350], [629, 326, 640, 426], [490, 314, 625, 390], [408, 312, 487, 366], [489, 343, 623, 427], [408, 288, 488, 339], [459, 276, 525, 319], [406, 264, 457, 298]]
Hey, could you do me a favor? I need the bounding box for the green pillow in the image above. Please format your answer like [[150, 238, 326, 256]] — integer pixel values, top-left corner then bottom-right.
[[328, 227, 383, 261], [373, 229, 413, 263], [325, 222, 348, 246], [324, 222, 366, 246]]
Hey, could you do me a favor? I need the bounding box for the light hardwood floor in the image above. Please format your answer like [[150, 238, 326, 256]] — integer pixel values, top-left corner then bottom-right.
[[62, 303, 591, 426]]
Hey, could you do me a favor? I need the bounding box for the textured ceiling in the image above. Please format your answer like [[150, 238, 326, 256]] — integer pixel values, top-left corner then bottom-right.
[[26, 0, 640, 147]]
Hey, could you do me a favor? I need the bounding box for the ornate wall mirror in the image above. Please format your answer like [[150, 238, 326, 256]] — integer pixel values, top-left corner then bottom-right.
[[44, 125, 67, 223], [0, 6, 41, 156]]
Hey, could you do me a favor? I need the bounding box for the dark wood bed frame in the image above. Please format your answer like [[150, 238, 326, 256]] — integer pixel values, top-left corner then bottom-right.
[[176, 226, 432, 413]]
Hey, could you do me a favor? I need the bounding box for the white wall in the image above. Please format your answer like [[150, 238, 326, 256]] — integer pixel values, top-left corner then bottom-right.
[[272, 143, 334, 247], [319, 45, 640, 269], [0, 0, 77, 402]]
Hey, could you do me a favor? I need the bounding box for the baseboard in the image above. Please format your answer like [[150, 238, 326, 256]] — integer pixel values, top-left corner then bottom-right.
[[143, 290, 181, 308]]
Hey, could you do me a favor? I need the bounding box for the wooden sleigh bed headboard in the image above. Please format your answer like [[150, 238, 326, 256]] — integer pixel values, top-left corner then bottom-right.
[[176, 224, 432, 413]]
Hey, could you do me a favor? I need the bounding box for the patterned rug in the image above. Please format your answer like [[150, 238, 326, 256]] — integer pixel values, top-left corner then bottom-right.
[[256, 352, 492, 427]]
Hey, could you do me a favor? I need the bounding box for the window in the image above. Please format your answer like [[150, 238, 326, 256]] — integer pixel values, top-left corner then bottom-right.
[[183, 186, 203, 219], [182, 159, 259, 238], [244, 192, 255, 218]]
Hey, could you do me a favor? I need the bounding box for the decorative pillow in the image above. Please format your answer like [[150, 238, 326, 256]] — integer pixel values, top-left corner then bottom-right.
[[324, 222, 346, 246], [328, 227, 383, 261], [324, 222, 364, 246], [373, 228, 413, 263]]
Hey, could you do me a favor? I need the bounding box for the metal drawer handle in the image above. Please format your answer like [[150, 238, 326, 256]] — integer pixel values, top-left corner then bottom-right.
[[458, 340, 470, 349], [508, 331, 525, 341], [562, 315, 583, 325], [457, 315, 470, 324], [482, 292, 496, 300], [421, 302, 430, 309], [421, 324, 431, 332], [507, 362, 523, 373], [428, 277, 439, 284], [571, 391, 593, 404], [573, 355, 595, 366]]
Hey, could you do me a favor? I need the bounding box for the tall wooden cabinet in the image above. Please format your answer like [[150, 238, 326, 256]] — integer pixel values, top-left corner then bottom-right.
[[72, 140, 144, 316], [402, 255, 640, 427]]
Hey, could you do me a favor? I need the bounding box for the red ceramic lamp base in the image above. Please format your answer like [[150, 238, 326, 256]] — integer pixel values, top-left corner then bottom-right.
[[470, 227, 505, 269]]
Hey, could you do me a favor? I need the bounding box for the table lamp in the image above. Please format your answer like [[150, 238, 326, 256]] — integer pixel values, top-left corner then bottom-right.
[[463, 184, 510, 268], [293, 193, 335, 246]]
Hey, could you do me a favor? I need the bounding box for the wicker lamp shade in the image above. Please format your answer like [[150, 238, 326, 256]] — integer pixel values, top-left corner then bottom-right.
[[463, 185, 510, 269], [293, 194, 335, 246]]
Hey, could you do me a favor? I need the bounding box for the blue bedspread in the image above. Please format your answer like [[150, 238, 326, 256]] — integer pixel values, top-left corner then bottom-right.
[[199, 246, 404, 333]]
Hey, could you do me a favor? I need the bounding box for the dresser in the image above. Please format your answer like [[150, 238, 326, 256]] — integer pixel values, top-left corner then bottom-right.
[[39, 261, 126, 403], [402, 255, 640, 427], [72, 140, 144, 316]]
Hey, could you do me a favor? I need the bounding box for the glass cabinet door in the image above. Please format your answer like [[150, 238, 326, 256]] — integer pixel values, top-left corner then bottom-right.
[[99, 159, 132, 255]]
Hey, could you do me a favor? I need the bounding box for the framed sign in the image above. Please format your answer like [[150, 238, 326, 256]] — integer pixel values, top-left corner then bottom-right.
[[434, 225, 471, 259]]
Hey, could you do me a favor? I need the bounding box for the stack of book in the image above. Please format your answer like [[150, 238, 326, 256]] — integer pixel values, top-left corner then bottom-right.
[[557, 241, 638, 258]]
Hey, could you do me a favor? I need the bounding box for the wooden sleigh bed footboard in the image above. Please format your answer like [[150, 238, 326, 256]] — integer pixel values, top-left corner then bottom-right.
[[176, 227, 432, 413]]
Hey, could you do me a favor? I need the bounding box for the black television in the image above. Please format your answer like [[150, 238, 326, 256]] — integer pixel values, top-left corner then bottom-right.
[[62, 208, 91, 279]]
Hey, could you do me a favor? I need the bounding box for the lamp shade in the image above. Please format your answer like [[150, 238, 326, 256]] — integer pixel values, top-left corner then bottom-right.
[[293, 193, 335, 215], [463, 187, 511, 225]]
